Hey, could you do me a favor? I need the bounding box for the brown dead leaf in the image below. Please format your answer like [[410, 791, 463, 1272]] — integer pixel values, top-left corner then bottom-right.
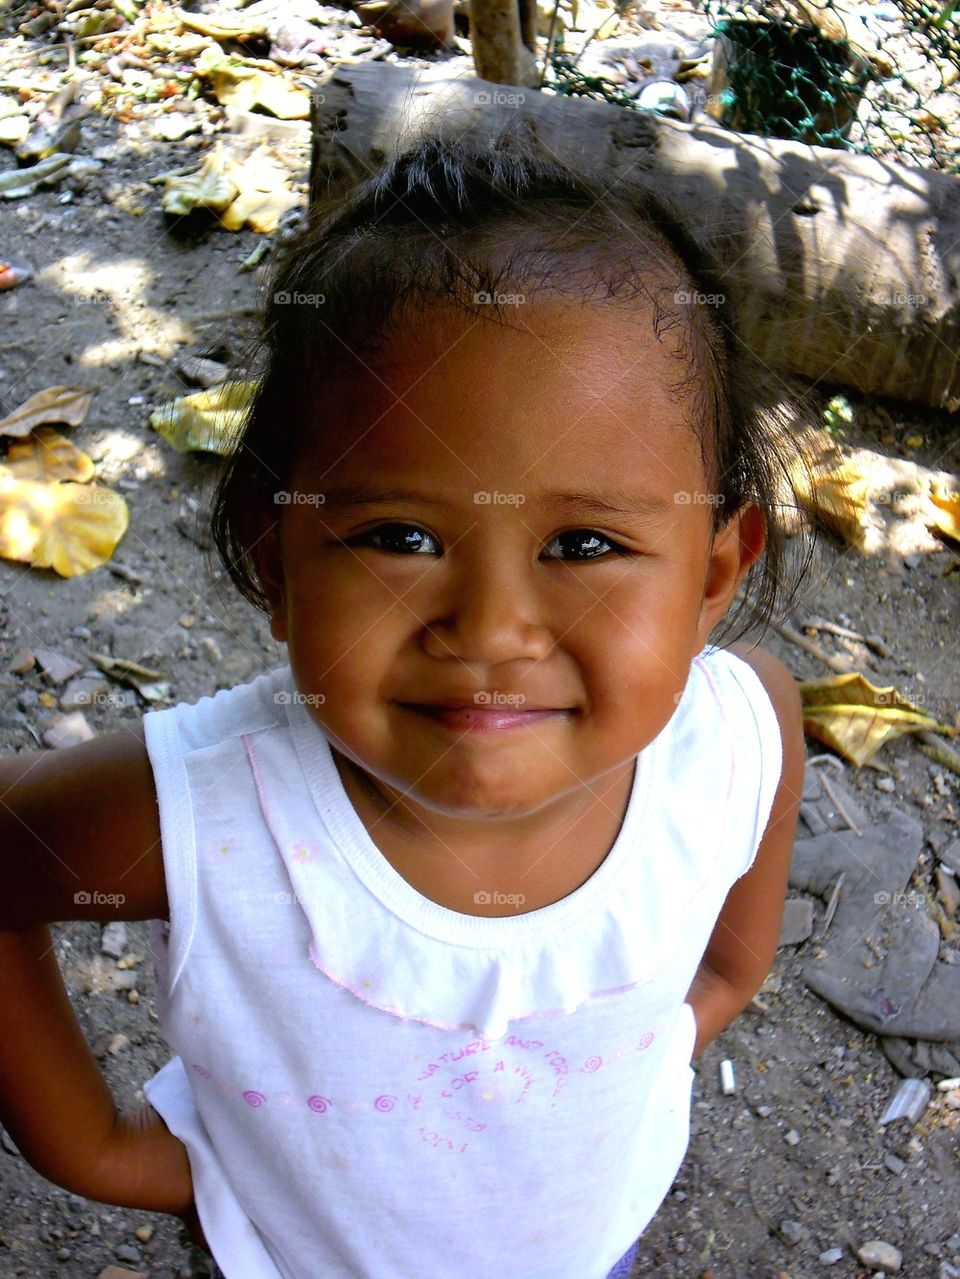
[[1, 427, 95, 483], [0, 386, 93, 438], [0, 472, 128, 576], [799, 671, 956, 767]]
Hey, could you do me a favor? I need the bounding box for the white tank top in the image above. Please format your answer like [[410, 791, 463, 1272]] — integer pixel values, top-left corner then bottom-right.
[[141, 645, 782, 1279]]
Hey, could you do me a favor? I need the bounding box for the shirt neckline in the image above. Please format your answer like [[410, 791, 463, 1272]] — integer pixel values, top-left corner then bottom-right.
[[285, 682, 659, 948]]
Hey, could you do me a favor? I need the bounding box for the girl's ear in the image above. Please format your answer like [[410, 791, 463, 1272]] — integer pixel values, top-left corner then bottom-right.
[[247, 520, 288, 642], [695, 502, 766, 648]]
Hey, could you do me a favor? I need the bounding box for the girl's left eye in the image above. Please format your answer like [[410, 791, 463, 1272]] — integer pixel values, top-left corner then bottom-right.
[[351, 523, 440, 554], [540, 530, 630, 561]]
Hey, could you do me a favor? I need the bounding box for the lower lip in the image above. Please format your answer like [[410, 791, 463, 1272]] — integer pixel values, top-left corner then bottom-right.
[[401, 705, 567, 732]]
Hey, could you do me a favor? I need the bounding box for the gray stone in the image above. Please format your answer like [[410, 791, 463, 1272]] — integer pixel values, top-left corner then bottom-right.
[[779, 1219, 804, 1246], [59, 676, 109, 712], [936, 866, 960, 918], [940, 839, 960, 876], [876, 775, 896, 793], [857, 1239, 902, 1272], [884, 1152, 906, 1174], [101, 921, 128, 959], [819, 1248, 845, 1265], [33, 647, 83, 684], [779, 897, 815, 946]]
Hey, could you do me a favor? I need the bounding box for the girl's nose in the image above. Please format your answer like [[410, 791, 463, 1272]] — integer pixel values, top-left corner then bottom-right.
[[419, 565, 554, 665]]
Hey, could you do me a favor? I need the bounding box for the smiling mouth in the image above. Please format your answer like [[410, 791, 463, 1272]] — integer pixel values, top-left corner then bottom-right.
[[397, 703, 572, 733]]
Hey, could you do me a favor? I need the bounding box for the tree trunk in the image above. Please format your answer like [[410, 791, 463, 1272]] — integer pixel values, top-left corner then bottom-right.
[[308, 62, 960, 413], [469, 0, 540, 87]]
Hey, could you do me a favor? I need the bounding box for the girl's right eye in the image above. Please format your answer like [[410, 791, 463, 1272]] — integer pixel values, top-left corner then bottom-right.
[[348, 523, 440, 555]]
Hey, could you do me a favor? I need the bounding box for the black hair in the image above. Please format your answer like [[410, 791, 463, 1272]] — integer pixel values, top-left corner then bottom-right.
[[209, 126, 813, 644]]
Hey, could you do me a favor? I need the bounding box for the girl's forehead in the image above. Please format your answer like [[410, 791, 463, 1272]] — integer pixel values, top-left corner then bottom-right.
[[301, 296, 708, 486]]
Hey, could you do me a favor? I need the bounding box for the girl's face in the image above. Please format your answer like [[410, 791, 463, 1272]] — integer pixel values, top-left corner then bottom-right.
[[262, 298, 763, 822]]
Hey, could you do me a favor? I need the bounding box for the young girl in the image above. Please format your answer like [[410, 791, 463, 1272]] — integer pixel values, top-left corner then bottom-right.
[[1, 129, 807, 1278]]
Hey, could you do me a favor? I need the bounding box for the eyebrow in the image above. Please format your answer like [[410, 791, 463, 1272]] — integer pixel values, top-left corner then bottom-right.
[[320, 483, 672, 520]]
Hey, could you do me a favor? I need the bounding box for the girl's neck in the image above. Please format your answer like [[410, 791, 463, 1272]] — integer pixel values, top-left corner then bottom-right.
[[331, 750, 637, 915]]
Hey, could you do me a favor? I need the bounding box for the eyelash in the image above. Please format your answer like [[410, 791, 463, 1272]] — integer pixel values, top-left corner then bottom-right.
[[347, 522, 634, 561]]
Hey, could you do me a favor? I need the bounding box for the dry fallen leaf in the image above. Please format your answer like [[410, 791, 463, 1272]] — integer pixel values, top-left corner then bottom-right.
[[220, 147, 299, 234], [149, 380, 258, 454], [927, 483, 960, 548], [799, 672, 956, 767], [0, 386, 93, 438], [1, 427, 95, 483], [0, 472, 128, 576], [160, 143, 238, 218], [194, 46, 310, 119], [792, 454, 872, 547]]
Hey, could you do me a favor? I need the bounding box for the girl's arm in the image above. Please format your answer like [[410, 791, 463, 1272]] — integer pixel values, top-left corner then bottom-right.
[[685, 644, 805, 1058], [0, 727, 198, 1228]]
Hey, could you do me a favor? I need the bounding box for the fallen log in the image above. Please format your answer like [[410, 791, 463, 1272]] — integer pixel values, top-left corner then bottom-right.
[[308, 62, 960, 413]]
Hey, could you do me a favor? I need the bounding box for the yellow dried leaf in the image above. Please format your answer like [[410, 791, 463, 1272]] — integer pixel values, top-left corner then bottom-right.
[[194, 48, 310, 119], [0, 386, 93, 439], [176, 6, 269, 39], [927, 483, 960, 547], [793, 456, 871, 547], [1, 427, 95, 483], [161, 144, 238, 218], [220, 149, 298, 234], [799, 671, 956, 767], [0, 473, 128, 577], [149, 380, 258, 454]]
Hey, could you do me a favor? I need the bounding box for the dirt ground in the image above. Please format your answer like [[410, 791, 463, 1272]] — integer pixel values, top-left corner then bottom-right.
[[1, 2, 959, 1277]]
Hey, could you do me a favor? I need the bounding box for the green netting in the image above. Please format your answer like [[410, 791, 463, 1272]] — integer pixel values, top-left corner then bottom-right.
[[540, 0, 960, 173]]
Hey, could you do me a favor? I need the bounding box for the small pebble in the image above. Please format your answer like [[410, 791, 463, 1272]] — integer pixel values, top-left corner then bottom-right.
[[876, 776, 896, 793], [42, 712, 95, 749], [779, 1219, 804, 1246], [857, 1240, 902, 1273], [819, 1248, 845, 1266], [134, 1224, 153, 1243], [785, 1128, 800, 1145], [883, 1152, 906, 1174], [101, 921, 128, 958], [9, 647, 36, 674]]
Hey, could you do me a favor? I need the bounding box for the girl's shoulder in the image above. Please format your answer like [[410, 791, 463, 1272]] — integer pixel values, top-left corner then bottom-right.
[[0, 722, 167, 927], [715, 642, 804, 756]]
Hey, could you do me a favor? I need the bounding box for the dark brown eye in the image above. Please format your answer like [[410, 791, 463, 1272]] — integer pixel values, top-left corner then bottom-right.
[[541, 530, 627, 561], [353, 523, 439, 554]]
